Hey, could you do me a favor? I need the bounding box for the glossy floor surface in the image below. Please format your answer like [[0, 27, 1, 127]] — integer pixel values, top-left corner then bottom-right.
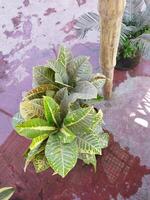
[[0, 1, 150, 200]]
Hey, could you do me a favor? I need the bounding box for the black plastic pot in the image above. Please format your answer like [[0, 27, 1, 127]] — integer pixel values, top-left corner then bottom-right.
[[115, 54, 141, 71]]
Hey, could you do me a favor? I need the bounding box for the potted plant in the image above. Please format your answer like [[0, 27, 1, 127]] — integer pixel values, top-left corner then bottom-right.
[[75, 0, 150, 70], [12, 47, 109, 178], [115, 38, 141, 70]]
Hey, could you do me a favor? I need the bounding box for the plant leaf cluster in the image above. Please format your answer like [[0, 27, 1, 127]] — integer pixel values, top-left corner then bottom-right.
[[75, 0, 150, 60], [13, 47, 108, 177]]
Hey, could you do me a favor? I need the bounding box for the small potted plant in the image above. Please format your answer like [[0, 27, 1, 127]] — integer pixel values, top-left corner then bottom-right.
[[75, 0, 150, 70], [115, 38, 141, 70], [13, 47, 109, 178]]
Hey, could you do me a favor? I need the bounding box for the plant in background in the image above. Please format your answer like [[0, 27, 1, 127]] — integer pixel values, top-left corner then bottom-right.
[[13, 46, 109, 178], [0, 187, 15, 200], [118, 38, 140, 59], [75, 0, 150, 61]]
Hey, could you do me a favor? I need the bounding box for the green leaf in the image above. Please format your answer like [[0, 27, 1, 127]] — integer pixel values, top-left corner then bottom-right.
[[49, 60, 69, 87], [57, 46, 72, 68], [45, 134, 78, 177], [48, 47, 73, 86], [48, 60, 57, 71], [55, 71, 69, 86], [66, 60, 76, 86], [24, 141, 46, 172], [33, 66, 55, 86], [46, 90, 56, 97], [65, 107, 103, 137], [79, 153, 96, 171], [93, 110, 103, 128], [33, 152, 49, 173], [54, 88, 68, 104], [16, 118, 56, 139], [29, 134, 48, 150], [20, 99, 44, 120], [64, 107, 93, 127], [12, 112, 24, 129], [91, 73, 106, 96], [99, 133, 109, 149], [0, 187, 15, 200], [65, 109, 95, 136], [54, 88, 70, 119], [59, 126, 76, 144], [43, 96, 60, 126], [77, 132, 101, 154], [24, 84, 58, 100], [69, 81, 97, 103], [64, 107, 103, 154], [74, 56, 92, 81], [82, 95, 104, 106]]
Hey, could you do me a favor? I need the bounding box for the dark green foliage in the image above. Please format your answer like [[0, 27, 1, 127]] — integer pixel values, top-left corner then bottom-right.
[[118, 38, 140, 59]]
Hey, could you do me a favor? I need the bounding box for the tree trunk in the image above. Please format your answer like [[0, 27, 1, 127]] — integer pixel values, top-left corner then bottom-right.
[[99, 0, 126, 99]]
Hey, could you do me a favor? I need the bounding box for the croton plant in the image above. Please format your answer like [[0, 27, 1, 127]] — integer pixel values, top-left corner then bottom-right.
[[13, 46, 109, 177]]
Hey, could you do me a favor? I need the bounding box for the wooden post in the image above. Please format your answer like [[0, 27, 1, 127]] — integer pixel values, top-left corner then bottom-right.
[[99, 0, 126, 99]]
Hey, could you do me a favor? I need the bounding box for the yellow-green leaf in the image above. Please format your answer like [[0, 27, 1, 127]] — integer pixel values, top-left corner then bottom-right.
[[59, 126, 76, 143], [45, 134, 78, 177], [33, 152, 49, 173], [24, 84, 58, 100], [0, 187, 15, 200], [43, 96, 60, 126], [20, 99, 44, 120], [16, 118, 56, 139]]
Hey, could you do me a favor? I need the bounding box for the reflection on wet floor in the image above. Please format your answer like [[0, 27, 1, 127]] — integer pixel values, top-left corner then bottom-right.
[[0, 131, 150, 200]]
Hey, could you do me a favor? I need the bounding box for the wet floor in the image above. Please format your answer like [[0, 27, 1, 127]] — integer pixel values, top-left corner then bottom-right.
[[0, 1, 150, 200]]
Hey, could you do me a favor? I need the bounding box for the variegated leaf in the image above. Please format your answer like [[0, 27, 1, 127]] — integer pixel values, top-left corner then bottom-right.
[[77, 132, 101, 154], [49, 60, 69, 87], [24, 84, 58, 100], [59, 126, 76, 144], [16, 118, 56, 139], [64, 107, 92, 126], [64, 107, 95, 130], [69, 81, 97, 102], [24, 141, 46, 172], [0, 187, 15, 200], [74, 56, 92, 81], [45, 134, 78, 177], [43, 96, 60, 126], [29, 134, 48, 150], [79, 153, 96, 171], [20, 98, 44, 120], [57, 46, 72, 68], [99, 133, 109, 149], [33, 66, 55, 86], [54, 88, 68, 104], [91, 73, 106, 96], [33, 152, 49, 173], [48, 60, 57, 71]]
